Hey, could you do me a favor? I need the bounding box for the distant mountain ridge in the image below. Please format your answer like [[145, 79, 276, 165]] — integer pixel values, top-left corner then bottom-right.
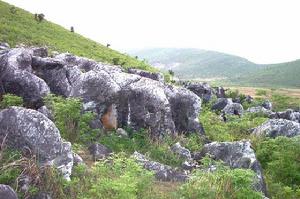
[[130, 48, 300, 88]]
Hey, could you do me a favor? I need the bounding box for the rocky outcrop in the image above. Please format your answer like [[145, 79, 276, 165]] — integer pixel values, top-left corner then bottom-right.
[[211, 98, 232, 111], [0, 46, 204, 138], [0, 107, 74, 180], [185, 82, 213, 103], [0, 48, 50, 108], [269, 109, 300, 123], [132, 152, 188, 182], [88, 143, 112, 160], [128, 68, 164, 82], [252, 119, 300, 138], [0, 184, 18, 199], [194, 141, 266, 194]]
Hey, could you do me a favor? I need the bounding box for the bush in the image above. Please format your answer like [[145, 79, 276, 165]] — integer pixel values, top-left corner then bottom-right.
[[200, 106, 267, 142], [0, 94, 23, 109], [178, 158, 263, 199], [255, 89, 268, 96], [99, 129, 185, 167], [44, 95, 98, 143], [256, 136, 300, 198]]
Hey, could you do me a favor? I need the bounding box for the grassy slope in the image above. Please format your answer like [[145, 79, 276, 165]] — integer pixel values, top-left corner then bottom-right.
[[0, 0, 155, 71], [130, 48, 262, 79], [230, 60, 300, 88], [132, 48, 300, 89]]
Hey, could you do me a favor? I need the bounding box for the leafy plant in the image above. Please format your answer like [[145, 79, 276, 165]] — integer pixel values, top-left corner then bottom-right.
[[44, 95, 99, 143], [0, 94, 23, 109]]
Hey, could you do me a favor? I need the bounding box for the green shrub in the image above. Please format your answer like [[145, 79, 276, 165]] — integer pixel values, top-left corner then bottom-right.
[[0, 94, 23, 109], [255, 89, 268, 96], [44, 95, 98, 143], [256, 136, 300, 197], [178, 158, 263, 199], [99, 129, 185, 167], [200, 106, 267, 142]]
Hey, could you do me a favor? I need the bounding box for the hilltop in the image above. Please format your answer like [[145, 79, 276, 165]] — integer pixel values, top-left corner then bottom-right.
[[131, 48, 300, 88], [0, 0, 154, 71]]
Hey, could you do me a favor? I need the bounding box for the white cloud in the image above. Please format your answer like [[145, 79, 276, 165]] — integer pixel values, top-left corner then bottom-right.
[[3, 0, 300, 63]]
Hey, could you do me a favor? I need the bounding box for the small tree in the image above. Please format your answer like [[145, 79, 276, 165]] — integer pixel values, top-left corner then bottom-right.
[[35, 13, 45, 22], [106, 43, 111, 48], [70, 26, 74, 33], [112, 58, 120, 65], [10, 6, 17, 14], [168, 69, 174, 76]]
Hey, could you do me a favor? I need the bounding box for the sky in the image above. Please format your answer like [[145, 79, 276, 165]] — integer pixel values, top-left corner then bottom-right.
[[4, 0, 300, 64]]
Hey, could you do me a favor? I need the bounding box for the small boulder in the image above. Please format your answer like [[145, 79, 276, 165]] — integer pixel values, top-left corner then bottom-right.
[[32, 47, 48, 58], [262, 100, 272, 110], [132, 151, 188, 182], [116, 128, 128, 137], [222, 103, 243, 116], [247, 106, 272, 116], [0, 42, 10, 50], [0, 184, 18, 199], [88, 143, 112, 160], [211, 98, 232, 111], [194, 141, 266, 194], [214, 86, 226, 98], [252, 119, 300, 138], [185, 82, 213, 103], [170, 142, 191, 159]]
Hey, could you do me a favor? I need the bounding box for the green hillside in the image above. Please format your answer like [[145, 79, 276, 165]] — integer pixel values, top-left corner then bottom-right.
[[0, 0, 154, 71], [131, 48, 300, 88], [130, 48, 263, 79], [231, 60, 300, 88]]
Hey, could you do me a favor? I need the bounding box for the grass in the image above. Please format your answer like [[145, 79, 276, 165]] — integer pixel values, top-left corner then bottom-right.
[[0, 0, 155, 72]]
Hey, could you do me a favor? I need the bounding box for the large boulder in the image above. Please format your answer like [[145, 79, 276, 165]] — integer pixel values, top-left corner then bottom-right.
[[223, 103, 244, 116], [185, 82, 213, 103], [194, 141, 266, 194], [0, 48, 50, 108], [0, 184, 18, 199], [165, 86, 204, 135], [0, 107, 74, 180], [128, 68, 164, 82], [269, 109, 300, 123], [132, 152, 188, 182], [211, 98, 232, 111], [252, 119, 300, 138]]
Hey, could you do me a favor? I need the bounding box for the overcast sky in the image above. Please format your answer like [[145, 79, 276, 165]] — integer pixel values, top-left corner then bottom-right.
[[4, 0, 300, 64]]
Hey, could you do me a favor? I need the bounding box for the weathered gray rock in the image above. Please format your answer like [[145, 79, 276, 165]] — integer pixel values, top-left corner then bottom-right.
[[0, 49, 50, 108], [88, 143, 112, 160], [132, 151, 188, 182], [247, 106, 272, 115], [128, 68, 164, 82], [211, 98, 232, 111], [116, 128, 128, 137], [262, 100, 272, 110], [214, 86, 226, 98], [0, 184, 18, 199], [30, 192, 52, 199], [185, 82, 212, 103], [37, 105, 53, 120], [32, 56, 64, 70], [32, 47, 48, 58], [194, 141, 266, 194], [0, 107, 74, 180], [252, 119, 300, 138], [245, 95, 254, 103], [73, 153, 84, 166], [269, 109, 300, 123], [171, 142, 191, 159], [223, 102, 244, 115], [0, 42, 10, 50], [165, 85, 204, 135]]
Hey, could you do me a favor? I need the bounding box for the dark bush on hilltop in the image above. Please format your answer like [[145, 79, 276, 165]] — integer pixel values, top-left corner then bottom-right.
[[112, 57, 120, 65], [34, 13, 45, 22]]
